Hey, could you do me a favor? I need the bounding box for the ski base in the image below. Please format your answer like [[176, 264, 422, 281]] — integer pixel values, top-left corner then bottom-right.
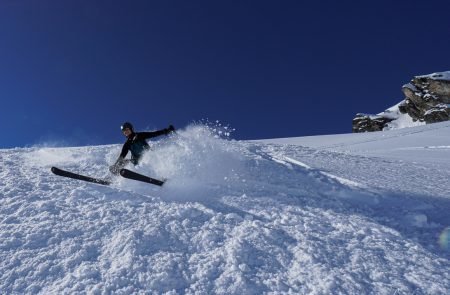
[[119, 169, 165, 186], [51, 167, 111, 186]]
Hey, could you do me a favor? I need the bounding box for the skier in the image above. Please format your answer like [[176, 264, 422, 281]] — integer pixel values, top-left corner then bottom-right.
[[109, 122, 175, 174]]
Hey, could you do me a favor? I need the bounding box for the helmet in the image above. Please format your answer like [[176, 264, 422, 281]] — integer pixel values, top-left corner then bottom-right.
[[121, 122, 134, 131]]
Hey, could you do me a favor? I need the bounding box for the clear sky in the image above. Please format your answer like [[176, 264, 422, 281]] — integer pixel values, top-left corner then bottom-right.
[[1, 0, 449, 148]]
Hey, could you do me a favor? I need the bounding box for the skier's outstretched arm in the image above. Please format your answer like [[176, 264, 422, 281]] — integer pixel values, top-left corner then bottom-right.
[[139, 125, 175, 140]]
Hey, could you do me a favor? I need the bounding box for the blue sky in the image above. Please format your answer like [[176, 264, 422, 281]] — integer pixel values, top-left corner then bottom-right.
[[1, 0, 449, 148]]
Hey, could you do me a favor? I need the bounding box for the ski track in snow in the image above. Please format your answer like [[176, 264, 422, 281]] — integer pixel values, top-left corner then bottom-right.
[[1, 125, 449, 294]]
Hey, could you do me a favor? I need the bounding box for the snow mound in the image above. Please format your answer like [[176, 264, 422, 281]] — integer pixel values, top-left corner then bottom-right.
[[380, 103, 425, 130]]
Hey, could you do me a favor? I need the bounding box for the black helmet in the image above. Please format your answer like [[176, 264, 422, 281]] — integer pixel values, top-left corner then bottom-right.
[[121, 122, 134, 131]]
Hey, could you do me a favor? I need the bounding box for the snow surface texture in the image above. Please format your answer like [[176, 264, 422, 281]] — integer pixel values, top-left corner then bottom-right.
[[1, 123, 450, 294]]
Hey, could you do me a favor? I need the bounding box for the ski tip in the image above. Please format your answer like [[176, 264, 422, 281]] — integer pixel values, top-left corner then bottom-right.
[[51, 166, 58, 173], [119, 169, 126, 176]]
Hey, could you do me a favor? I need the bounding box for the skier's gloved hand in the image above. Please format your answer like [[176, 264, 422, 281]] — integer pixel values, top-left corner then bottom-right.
[[109, 163, 120, 175], [165, 125, 175, 134], [115, 157, 126, 166], [109, 157, 126, 175]]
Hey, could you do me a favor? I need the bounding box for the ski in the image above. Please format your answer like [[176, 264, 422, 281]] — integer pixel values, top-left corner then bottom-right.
[[51, 167, 111, 186], [119, 169, 165, 186]]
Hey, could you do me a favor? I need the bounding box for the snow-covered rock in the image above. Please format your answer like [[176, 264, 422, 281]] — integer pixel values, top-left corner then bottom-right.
[[353, 71, 450, 132], [1, 124, 450, 294]]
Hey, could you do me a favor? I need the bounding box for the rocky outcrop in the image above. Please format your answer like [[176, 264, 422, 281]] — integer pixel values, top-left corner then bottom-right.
[[423, 104, 450, 123], [353, 71, 450, 132], [401, 73, 450, 123], [352, 114, 394, 133]]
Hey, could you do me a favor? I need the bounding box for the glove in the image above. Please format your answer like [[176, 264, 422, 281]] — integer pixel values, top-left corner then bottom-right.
[[115, 157, 126, 166], [109, 164, 120, 175], [165, 125, 175, 134], [109, 157, 125, 175]]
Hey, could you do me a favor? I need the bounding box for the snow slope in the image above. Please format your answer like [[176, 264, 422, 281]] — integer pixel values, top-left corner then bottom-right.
[[1, 124, 449, 294]]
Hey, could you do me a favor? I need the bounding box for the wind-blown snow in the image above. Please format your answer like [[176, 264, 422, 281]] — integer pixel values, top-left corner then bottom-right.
[[1, 123, 449, 294]]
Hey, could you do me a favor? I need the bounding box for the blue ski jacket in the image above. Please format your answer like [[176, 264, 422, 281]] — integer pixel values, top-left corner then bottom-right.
[[120, 129, 169, 164]]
